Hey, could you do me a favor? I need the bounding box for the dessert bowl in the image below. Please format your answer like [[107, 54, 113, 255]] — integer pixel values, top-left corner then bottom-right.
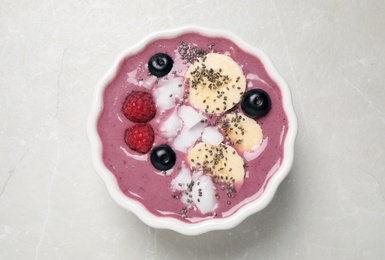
[[87, 25, 297, 235]]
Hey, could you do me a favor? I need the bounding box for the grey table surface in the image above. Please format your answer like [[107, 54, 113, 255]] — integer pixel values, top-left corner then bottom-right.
[[1, 1, 384, 259]]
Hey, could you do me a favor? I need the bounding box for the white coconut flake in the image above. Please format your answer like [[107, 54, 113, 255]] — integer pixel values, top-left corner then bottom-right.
[[141, 75, 157, 89], [158, 78, 184, 98], [171, 163, 192, 191], [126, 70, 138, 84], [154, 92, 175, 111], [154, 78, 184, 111], [174, 122, 205, 152], [191, 174, 217, 214], [160, 109, 182, 138], [178, 105, 206, 129], [181, 191, 194, 206], [201, 127, 224, 146]]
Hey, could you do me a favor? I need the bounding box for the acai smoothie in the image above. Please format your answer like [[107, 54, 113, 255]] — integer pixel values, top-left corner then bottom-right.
[[97, 32, 288, 223]]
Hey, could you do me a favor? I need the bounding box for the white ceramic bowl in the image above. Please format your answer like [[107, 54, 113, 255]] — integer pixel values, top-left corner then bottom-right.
[[88, 25, 297, 235]]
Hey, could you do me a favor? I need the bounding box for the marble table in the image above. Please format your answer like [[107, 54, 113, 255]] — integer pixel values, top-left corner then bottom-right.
[[1, 1, 384, 259]]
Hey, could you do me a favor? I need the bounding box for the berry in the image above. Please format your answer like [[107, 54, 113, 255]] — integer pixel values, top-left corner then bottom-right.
[[148, 53, 173, 77], [122, 91, 156, 123], [150, 144, 176, 171], [124, 123, 154, 154], [241, 89, 271, 119]]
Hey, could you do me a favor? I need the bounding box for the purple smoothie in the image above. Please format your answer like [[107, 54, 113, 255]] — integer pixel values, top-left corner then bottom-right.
[[97, 33, 288, 223]]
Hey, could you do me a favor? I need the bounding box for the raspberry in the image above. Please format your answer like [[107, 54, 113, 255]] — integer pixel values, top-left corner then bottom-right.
[[122, 91, 156, 123], [124, 123, 154, 154]]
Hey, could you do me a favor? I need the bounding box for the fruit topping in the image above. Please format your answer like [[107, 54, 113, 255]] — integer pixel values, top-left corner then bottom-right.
[[150, 144, 177, 171], [241, 89, 271, 118], [153, 78, 184, 111], [201, 127, 224, 146], [186, 53, 246, 115], [187, 142, 245, 187], [178, 105, 207, 129], [173, 106, 207, 152], [171, 165, 217, 214], [220, 112, 263, 152], [124, 123, 154, 154], [160, 109, 182, 139], [173, 122, 205, 153], [148, 53, 173, 77], [187, 173, 217, 214], [122, 91, 156, 123], [171, 163, 192, 191]]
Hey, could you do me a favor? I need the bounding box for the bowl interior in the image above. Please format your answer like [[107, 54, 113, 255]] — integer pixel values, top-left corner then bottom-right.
[[87, 25, 297, 235]]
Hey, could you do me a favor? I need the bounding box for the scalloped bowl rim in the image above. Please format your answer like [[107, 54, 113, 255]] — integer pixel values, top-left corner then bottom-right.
[[87, 25, 298, 236]]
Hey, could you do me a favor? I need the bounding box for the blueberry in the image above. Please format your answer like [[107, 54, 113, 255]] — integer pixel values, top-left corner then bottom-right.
[[148, 53, 173, 77], [150, 144, 176, 171], [241, 89, 271, 118]]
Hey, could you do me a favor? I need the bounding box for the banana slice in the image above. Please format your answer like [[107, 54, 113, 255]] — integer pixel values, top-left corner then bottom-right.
[[185, 53, 246, 114], [220, 112, 263, 152], [187, 142, 245, 186]]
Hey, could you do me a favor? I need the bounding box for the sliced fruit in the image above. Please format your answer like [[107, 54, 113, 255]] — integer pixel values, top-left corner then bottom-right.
[[150, 144, 176, 171], [220, 112, 263, 152], [148, 53, 173, 77], [187, 142, 245, 186], [185, 53, 246, 114], [241, 89, 271, 118]]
